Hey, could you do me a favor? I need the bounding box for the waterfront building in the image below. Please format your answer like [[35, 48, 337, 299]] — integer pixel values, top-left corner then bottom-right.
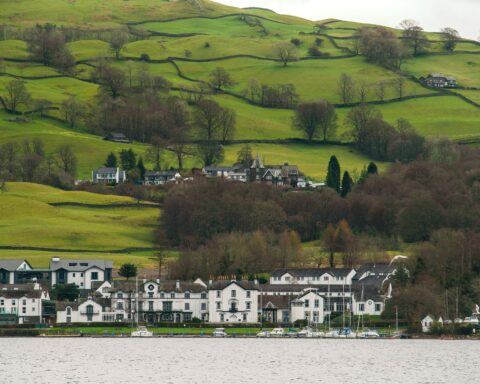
[[50, 258, 113, 290], [208, 280, 259, 324], [0, 283, 50, 324]]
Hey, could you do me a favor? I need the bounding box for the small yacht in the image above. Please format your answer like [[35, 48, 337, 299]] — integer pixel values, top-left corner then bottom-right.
[[256, 330, 271, 338], [297, 327, 323, 338], [357, 329, 380, 339], [338, 327, 357, 338], [324, 329, 340, 338], [270, 328, 285, 337], [212, 328, 228, 337], [131, 326, 153, 337]]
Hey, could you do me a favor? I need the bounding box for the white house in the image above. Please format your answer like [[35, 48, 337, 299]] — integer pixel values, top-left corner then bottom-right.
[[50, 258, 113, 290], [421, 315, 435, 333], [0, 283, 50, 324], [269, 268, 356, 286], [109, 279, 209, 323], [208, 280, 259, 324], [92, 167, 126, 184], [56, 298, 110, 324], [143, 170, 181, 186], [290, 290, 325, 325]]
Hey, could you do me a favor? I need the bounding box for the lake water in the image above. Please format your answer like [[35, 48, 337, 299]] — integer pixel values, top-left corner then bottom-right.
[[1, 338, 478, 383]]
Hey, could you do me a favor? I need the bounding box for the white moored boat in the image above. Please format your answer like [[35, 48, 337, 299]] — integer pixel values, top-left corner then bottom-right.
[[270, 328, 285, 337], [131, 326, 153, 337]]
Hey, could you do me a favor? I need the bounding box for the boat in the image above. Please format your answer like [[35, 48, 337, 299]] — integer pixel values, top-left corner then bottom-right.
[[131, 276, 153, 337], [324, 329, 340, 338], [270, 328, 285, 337], [338, 327, 357, 338], [131, 326, 153, 337], [297, 327, 322, 338], [256, 330, 271, 338], [357, 329, 380, 339], [212, 328, 228, 337]]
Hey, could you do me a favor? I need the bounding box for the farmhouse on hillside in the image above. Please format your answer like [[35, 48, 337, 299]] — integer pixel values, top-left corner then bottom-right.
[[92, 167, 126, 184], [248, 154, 300, 187], [422, 73, 457, 88], [103, 132, 132, 143]]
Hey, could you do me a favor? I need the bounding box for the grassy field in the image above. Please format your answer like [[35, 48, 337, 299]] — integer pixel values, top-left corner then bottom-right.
[[176, 56, 431, 103], [403, 54, 480, 88], [0, 182, 159, 257]]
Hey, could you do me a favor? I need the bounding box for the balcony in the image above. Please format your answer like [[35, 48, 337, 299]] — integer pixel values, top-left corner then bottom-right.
[[229, 307, 238, 313], [80, 312, 100, 315]]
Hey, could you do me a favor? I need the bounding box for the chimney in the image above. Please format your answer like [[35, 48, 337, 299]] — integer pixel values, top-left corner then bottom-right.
[[51, 257, 60, 263], [208, 279, 213, 286], [254, 279, 259, 286], [176, 280, 180, 290], [156, 279, 160, 284], [142, 279, 146, 284]]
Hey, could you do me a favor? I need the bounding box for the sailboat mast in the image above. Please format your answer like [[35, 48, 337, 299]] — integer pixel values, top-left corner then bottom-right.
[[136, 275, 139, 328]]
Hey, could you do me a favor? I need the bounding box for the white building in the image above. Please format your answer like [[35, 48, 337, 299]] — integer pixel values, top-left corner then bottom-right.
[[92, 167, 126, 184], [290, 290, 325, 325], [50, 258, 113, 290], [421, 315, 435, 333], [143, 170, 181, 186], [109, 279, 209, 323], [0, 283, 50, 324], [56, 298, 111, 324], [208, 280, 259, 324]]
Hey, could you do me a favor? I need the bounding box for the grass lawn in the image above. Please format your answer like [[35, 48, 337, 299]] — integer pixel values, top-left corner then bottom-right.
[[0, 182, 159, 252], [223, 143, 387, 180], [1, 62, 59, 77], [455, 90, 480, 105], [176, 56, 430, 103], [403, 53, 480, 88], [0, 40, 30, 60], [67, 40, 112, 61]]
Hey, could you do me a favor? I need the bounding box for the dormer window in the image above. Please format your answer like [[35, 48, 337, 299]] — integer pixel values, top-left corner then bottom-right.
[[170, 292, 175, 298], [185, 292, 190, 299]]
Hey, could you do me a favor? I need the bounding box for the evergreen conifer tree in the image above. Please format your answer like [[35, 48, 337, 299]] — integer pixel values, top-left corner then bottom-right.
[[137, 157, 146, 179], [367, 162, 378, 175], [326, 155, 341, 193], [105, 152, 117, 168], [341, 171, 352, 197]]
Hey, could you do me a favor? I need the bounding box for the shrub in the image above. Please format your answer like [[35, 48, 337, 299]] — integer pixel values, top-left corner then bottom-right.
[[140, 53, 150, 61]]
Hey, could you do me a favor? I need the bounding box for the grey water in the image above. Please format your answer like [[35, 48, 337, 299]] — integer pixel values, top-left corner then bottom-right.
[[1, 338, 478, 383], [216, 0, 480, 40]]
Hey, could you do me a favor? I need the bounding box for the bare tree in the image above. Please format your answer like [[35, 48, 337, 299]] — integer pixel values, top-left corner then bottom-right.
[[375, 81, 386, 101], [399, 19, 430, 56], [4, 79, 31, 113], [358, 82, 369, 103], [441, 27, 460, 52], [273, 42, 298, 67], [208, 67, 236, 90], [109, 29, 129, 59], [337, 73, 355, 104], [56, 145, 77, 177], [394, 77, 406, 99], [61, 96, 85, 128], [293, 100, 337, 142], [219, 108, 236, 144]]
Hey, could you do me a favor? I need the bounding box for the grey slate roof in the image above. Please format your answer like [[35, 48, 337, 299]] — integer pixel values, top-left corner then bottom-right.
[[93, 167, 119, 174], [49, 259, 113, 272], [271, 268, 353, 279], [259, 295, 291, 309], [209, 280, 259, 291], [260, 284, 350, 293], [0, 260, 31, 271], [353, 263, 395, 280]]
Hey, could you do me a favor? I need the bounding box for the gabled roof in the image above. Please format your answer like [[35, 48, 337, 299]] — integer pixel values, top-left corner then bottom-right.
[[0, 289, 43, 299], [259, 295, 291, 309], [159, 281, 207, 293], [251, 154, 264, 169], [209, 280, 259, 291], [94, 167, 120, 174], [0, 259, 31, 271], [49, 259, 113, 272], [144, 170, 179, 178], [263, 168, 282, 178], [271, 268, 354, 279]]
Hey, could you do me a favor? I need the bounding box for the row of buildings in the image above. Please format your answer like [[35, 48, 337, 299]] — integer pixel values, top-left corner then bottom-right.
[[92, 154, 310, 188], [0, 257, 401, 326]]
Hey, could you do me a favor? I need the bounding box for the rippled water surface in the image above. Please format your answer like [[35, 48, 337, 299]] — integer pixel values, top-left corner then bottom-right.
[[1, 338, 478, 383]]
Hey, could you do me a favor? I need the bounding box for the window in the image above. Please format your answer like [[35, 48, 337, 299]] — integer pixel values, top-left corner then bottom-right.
[[80, 282, 83, 287], [32, 299, 35, 303], [148, 292, 153, 299], [246, 302, 251, 310], [304, 299, 309, 308], [246, 291, 251, 298], [323, 276, 329, 281], [81, 273, 84, 277], [201, 292, 207, 299], [359, 303, 365, 312], [22, 307, 26, 314], [243, 313, 247, 321], [163, 301, 172, 311], [66, 307, 72, 316], [216, 291, 221, 298], [170, 292, 175, 299], [91, 272, 98, 281], [160, 292, 165, 299], [185, 292, 190, 299], [86, 305, 94, 321], [231, 290, 236, 298], [216, 302, 221, 309], [149, 301, 154, 311], [220, 314, 224, 322], [117, 293, 123, 299], [184, 314, 192, 322], [12, 300, 15, 306], [72, 273, 76, 277], [68, 263, 77, 267], [314, 300, 319, 308], [0, 299, 4, 306], [201, 303, 206, 311], [22, 299, 26, 305], [116, 302, 123, 310], [185, 303, 190, 311], [375, 304, 382, 312]]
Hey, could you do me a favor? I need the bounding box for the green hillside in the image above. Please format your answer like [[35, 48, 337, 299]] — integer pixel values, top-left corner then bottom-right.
[[0, 0, 479, 177]]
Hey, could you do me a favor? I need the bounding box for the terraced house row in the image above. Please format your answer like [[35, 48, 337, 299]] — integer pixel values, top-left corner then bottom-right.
[[0, 257, 404, 326]]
